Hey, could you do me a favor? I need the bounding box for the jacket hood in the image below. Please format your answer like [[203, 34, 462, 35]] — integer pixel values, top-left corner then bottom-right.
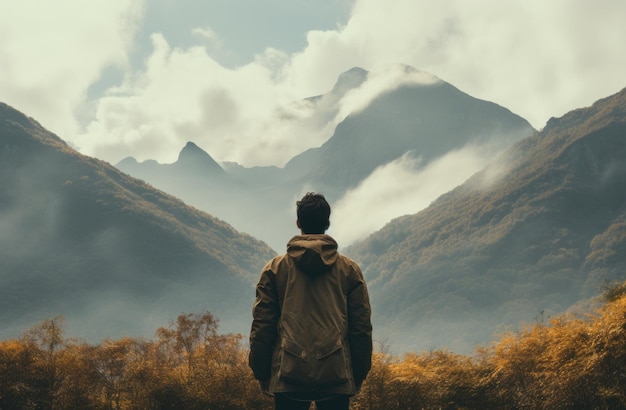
[[286, 234, 338, 275]]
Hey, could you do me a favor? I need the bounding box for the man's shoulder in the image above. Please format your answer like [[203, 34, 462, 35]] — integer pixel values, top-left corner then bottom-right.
[[336, 252, 361, 268], [262, 253, 291, 273]]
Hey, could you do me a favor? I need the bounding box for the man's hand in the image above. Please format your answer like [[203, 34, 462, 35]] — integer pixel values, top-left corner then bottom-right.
[[259, 379, 273, 397]]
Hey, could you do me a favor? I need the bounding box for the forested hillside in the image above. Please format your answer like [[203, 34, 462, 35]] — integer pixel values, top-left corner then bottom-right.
[[347, 87, 626, 353], [0, 102, 276, 341]]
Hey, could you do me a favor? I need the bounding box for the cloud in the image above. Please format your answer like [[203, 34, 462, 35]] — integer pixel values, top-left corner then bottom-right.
[[347, 0, 626, 128], [0, 1, 143, 138], [76, 49, 443, 167], [336, 64, 440, 118], [76, 34, 315, 166], [286, 0, 626, 130], [3, 0, 625, 170], [192, 26, 220, 45], [330, 145, 496, 246]]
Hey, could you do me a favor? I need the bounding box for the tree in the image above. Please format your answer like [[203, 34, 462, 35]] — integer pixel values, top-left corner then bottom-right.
[[21, 316, 66, 408], [156, 311, 219, 378]]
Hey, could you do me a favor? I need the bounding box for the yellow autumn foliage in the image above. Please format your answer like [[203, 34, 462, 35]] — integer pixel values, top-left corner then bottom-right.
[[0, 283, 625, 409]]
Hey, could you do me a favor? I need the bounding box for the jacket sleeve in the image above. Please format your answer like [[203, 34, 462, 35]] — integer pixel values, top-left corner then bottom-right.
[[347, 264, 373, 387], [248, 266, 279, 381]]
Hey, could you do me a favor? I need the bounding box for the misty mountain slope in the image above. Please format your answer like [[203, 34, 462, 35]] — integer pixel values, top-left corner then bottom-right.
[[117, 65, 535, 251], [345, 87, 626, 354], [306, 66, 535, 197], [0, 102, 276, 340]]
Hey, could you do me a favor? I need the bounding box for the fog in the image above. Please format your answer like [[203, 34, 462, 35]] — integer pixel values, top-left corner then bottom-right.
[[331, 145, 488, 246], [0, 153, 257, 342]]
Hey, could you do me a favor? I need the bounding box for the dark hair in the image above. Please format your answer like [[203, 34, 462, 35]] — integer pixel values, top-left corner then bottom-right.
[[296, 192, 331, 234]]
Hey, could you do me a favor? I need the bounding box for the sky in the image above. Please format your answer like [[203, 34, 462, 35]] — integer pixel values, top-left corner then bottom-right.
[[2, 0, 625, 169]]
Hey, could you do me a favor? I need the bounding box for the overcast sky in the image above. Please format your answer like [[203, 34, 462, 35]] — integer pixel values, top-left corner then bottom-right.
[[1, 0, 625, 169]]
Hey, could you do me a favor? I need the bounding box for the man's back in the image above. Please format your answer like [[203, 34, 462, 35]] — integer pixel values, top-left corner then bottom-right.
[[248, 193, 372, 409]]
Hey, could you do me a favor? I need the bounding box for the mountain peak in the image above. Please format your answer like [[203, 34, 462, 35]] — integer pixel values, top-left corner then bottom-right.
[[179, 141, 205, 156], [176, 141, 225, 175], [331, 67, 369, 95]]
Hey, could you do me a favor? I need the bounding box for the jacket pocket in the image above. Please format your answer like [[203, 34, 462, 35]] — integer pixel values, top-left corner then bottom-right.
[[278, 337, 349, 387]]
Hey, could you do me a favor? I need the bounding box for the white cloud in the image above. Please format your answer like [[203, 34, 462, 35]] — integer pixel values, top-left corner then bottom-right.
[[339, 0, 626, 128], [337, 64, 440, 118], [77, 50, 444, 167], [192, 26, 220, 45], [77, 34, 317, 165], [283, 0, 626, 131], [2, 0, 625, 170], [0, 1, 143, 138], [331, 145, 496, 246]]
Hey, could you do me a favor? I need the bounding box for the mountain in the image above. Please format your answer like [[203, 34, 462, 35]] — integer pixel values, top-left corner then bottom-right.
[[117, 141, 228, 185], [117, 65, 536, 251], [0, 102, 276, 341], [304, 65, 534, 197], [345, 87, 626, 353]]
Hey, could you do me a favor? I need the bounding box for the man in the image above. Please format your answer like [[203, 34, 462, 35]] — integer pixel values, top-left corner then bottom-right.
[[249, 192, 373, 410]]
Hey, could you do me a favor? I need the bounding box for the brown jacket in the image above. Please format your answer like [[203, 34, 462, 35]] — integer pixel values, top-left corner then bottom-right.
[[249, 234, 373, 396]]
